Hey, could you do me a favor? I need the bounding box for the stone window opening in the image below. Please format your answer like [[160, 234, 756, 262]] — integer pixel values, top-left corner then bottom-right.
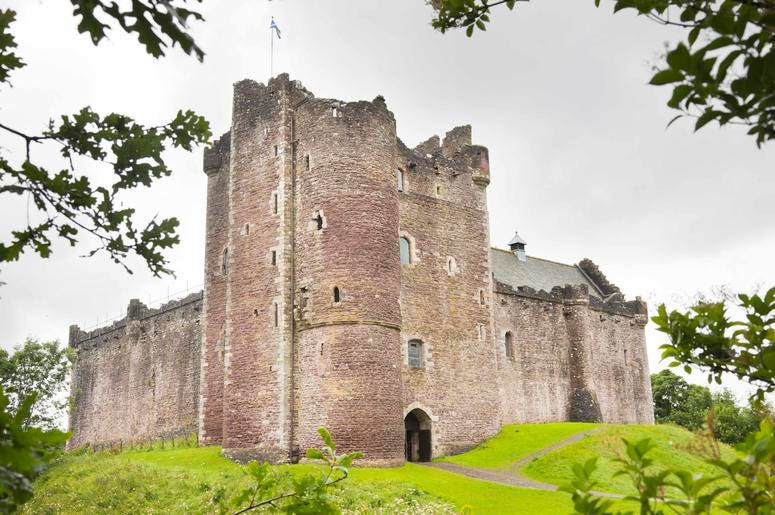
[[477, 324, 484, 342], [331, 106, 338, 118], [408, 339, 424, 369], [274, 144, 279, 157], [263, 127, 270, 138], [221, 247, 229, 276], [243, 223, 250, 235], [270, 250, 277, 266], [320, 343, 324, 356], [273, 302, 279, 327], [333, 286, 341, 304], [313, 211, 324, 231], [505, 331, 515, 359], [305, 154, 310, 171], [400, 237, 412, 265], [446, 256, 457, 276], [479, 289, 485, 305], [397, 169, 405, 192], [436, 185, 442, 197], [300, 287, 310, 311], [624, 349, 628, 366], [272, 192, 279, 215]]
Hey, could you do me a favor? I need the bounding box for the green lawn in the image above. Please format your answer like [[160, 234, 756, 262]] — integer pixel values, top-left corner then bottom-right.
[[23, 422, 728, 514], [437, 422, 599, 470], [521, 424, 738, 496]]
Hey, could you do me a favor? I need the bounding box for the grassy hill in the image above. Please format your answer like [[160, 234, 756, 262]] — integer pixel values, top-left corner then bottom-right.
[[22, 423, 734, 514]]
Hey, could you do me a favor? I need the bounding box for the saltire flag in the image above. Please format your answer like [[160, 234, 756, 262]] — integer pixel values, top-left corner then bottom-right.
[[270, 18, 281, 39]]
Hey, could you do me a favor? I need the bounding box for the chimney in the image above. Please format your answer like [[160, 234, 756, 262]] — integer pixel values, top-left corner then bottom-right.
[[508, 231, 527, 262]]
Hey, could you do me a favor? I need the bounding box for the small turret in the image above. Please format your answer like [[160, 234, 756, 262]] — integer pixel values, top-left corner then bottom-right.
[[508, 232, 527, 262]]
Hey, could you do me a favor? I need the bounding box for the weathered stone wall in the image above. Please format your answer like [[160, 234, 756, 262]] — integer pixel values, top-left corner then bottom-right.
[[68, 294, 202, 449], [293, 94, 405, 465], [199, 132, 230, 446], [398, 127, 501, 458], [493, 281, 654, 425]]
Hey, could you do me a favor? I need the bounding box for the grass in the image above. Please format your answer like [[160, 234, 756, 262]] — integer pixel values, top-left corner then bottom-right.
[[521, 423, 738, 496], [23, 422, 730, 514], [437, 422, 599, 470]]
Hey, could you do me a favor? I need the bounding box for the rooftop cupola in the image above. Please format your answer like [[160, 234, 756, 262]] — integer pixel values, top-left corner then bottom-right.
[[508, 231, 527, 262]]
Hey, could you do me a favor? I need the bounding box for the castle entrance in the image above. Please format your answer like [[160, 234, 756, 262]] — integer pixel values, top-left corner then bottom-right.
[[404, 408, 431, 462]]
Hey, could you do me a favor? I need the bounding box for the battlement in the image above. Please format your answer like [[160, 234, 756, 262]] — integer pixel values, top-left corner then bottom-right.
[[69, 291, 203, 347], [203, 132, 230, 175]]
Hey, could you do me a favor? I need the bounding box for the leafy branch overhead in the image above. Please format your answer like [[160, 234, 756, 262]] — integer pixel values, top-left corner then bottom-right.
[[0, 2, 210, 277], [430, 0, 775, 146]]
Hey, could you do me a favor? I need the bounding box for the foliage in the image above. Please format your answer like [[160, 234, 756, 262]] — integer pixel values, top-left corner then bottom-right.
[[0, 2, 210, 277], [654, 286, 775, 406], [0, 386, 70, 513], [429, 0, 775, 146], [226, 428, 363, 514], [0, 339, 73, 429], [562, 417, 775, 514]]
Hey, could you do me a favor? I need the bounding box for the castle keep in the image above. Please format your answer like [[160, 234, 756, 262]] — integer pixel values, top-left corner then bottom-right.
[[68, 75, 654, 465]]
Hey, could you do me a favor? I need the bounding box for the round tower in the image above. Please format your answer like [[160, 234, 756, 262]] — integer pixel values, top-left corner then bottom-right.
[[292, 95, 404, 465]]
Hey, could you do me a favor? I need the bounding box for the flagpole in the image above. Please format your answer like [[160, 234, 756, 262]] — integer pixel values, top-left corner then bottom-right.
[[270, 20, 274, 79]]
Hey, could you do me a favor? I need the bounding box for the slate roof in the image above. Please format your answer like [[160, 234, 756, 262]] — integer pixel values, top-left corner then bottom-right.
[[490, 248, 603, 298]]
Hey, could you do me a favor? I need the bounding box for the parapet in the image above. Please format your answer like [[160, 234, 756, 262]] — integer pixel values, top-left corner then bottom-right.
[[442, 125, 472, 158], [578, 258, 621, 297], [69, 291, 203, 347], [203, 132, 231, 175]]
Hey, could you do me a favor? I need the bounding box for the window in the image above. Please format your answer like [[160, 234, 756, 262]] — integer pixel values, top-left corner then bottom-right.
[[400, 237, 411, 265], [313, 211, 324, 231], [221, 247, 229, 275], [300, 287, 309, 311], [505, 332, 514, 359], [270, 250, 277, 266], [244, 223, 250, 235], [408, 340, 424, 368], [274, 145, 279, 156], [305, 154, 310, 171], [436, 185, 442, 197], [623, 349, 628, 366], [273, 302, 279, 327], [479, 289, 485, 305], [333, 286, 341, 304], [272, 192, 278, 214], [397, 169, 404, 192], [331, 106, 338, 118], [446, 256, 457, 276]]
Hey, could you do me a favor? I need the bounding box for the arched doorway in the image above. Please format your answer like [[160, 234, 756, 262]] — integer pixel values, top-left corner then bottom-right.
[[404, 408, 431, 462]]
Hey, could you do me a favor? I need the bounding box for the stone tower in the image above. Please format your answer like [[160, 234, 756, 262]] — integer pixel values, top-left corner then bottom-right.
[[200, 75, 405, 464]]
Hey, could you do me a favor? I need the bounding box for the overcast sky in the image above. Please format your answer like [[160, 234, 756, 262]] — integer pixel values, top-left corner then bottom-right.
[[1, 0, 773, 401]]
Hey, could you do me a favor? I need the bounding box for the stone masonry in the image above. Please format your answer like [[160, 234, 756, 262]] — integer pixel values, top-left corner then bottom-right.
[[68, 75, 654, 462]]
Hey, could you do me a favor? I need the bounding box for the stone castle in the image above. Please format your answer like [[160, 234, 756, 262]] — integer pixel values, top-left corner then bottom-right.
[[67, 75, 654, 465]]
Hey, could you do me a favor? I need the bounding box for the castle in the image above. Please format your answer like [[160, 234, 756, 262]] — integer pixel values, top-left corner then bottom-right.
[[67, 75, 654, 465]]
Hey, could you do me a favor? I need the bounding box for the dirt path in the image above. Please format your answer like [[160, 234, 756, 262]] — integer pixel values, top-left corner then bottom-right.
[[423, 428, 622, 498]]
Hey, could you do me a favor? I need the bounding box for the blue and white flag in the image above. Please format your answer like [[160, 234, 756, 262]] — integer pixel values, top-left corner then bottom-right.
[[270, 18, 281, 39]]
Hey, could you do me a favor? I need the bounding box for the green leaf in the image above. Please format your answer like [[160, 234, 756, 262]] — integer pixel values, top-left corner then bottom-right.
[[666, 44, 691, 71], [695, 110, 718, 131], [650, 69, 685, 86]]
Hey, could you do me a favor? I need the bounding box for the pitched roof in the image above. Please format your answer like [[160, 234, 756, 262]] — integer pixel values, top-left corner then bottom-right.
[[490, 248, 603, 298]]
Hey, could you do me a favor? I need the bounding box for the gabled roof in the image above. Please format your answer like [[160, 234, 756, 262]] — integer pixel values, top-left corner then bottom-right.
[[490, 248, 603, 298]]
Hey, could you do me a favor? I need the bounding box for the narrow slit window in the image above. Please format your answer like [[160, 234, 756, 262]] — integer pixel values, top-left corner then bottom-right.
[[270, 250, 277, 266], [505, 331, 514, 359], [479, 289, 485, 305], [408, 340, 424, 369], [331, 106, 338, 118], [397, 169, 404, 192], [274, 145, 279, 157], [333, 286, 341, 303], [624, 349, 628, 365], [221, 248, 229, 275], [314, 212, 324, 231], [400, 237, 411, 265], [272, 193, 278, 214], [436, 185, 441, 196], [305, 154, 310, 171], [244, 223, 250, 235], [273, 302, 279, 327], [300, 287, 309, 311]]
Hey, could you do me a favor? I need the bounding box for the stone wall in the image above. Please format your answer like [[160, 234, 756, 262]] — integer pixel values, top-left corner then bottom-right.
[[493, 281, 654, 425], [68, 294, 202, 449], [398, 127, 501, 457]]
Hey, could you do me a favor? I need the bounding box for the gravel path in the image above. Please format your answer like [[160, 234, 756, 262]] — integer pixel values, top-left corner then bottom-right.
[[423, 428, 622, 499]]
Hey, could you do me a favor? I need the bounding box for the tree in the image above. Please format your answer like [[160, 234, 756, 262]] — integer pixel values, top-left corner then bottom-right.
[[429, 0, 775, 146], [712, 389, 762, 444], [654, 286, 775, 407], [0, 339, 73, 429], [0, 386, 69, 512], [0, 2, 211, 277]]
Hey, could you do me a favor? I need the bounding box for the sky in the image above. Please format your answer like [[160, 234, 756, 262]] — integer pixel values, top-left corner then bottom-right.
[[1, 0, 773, 402]]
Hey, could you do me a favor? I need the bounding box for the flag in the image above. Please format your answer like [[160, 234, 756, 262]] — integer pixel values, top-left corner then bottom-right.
[[270, 18, 281, 39]]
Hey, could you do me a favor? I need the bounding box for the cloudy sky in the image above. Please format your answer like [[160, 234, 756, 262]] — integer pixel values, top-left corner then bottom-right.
[[1, 0, 773, 400]]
